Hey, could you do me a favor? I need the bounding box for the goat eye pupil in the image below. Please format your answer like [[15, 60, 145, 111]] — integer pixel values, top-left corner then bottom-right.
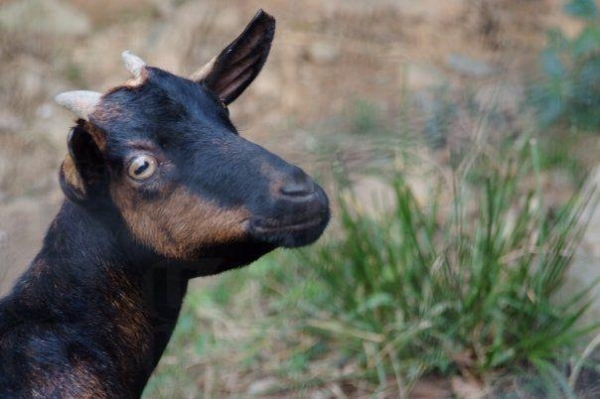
[[135, 162, 149, 175]]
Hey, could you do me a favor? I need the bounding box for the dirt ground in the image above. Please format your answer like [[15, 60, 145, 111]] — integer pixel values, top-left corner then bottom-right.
[[0, 0, 598, 310]]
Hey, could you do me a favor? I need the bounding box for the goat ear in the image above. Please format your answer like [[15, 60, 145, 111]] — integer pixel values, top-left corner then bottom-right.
[[191, 9, 275, 105], [59, 126, 108, 206]]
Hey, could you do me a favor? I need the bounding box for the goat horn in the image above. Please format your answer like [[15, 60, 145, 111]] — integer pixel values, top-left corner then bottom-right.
[[122, 50, 146, 78], [54, 91, 102, 121]]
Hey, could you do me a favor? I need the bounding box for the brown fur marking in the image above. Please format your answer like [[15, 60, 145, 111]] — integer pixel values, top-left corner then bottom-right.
[[60, 156, 86, 196], [103, 268, 152, 388], [28, 358, 109, 399], [260, 161, 286, 198], [111, 182, 251, 259], [105, 268, 151, 356]]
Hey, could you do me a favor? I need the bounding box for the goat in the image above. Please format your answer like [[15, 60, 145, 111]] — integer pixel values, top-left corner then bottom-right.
[[0, 10, 329, 398]]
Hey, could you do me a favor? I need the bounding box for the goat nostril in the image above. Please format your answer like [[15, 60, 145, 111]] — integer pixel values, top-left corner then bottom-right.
[[280, 177, 315, 198]]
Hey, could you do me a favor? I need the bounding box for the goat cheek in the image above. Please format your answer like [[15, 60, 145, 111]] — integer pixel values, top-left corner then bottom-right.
[[112, 186, 250, 259]]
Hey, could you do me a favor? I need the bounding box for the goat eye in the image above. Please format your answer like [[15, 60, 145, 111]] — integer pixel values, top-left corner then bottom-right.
[[127, 155, 157, 181]]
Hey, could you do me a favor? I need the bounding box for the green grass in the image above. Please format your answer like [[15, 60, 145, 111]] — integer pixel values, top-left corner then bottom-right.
[[272, 140, 597, 389], [531, 0, 600, 131], [349, 98, 388, 136]]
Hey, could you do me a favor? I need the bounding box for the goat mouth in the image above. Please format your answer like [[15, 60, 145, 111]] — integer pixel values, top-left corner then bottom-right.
[[249, 211, 329, 248], [251, 215, 325, 234]]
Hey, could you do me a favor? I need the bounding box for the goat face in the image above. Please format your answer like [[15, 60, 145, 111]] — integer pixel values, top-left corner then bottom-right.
[[55, 10, 330, 263]]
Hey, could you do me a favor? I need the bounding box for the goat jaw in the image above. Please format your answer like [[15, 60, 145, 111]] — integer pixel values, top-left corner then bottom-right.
[[54, 91, 102, 121], [122, 50, 146, 78]]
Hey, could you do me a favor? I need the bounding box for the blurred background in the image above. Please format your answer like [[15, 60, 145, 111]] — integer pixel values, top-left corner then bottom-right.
[[1, 0, 600, 398]]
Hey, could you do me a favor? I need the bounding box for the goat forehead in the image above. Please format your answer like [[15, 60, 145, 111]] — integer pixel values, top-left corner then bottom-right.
[[142, 67, 219, 111], [98, 70, 232, 147]]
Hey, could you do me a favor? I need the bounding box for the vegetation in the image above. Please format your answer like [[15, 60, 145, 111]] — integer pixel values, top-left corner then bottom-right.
[[532, 0, 600, 130], [273, 141, 597, 393]]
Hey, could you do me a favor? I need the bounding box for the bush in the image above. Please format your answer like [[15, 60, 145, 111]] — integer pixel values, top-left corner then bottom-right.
[[274, 139, 598, 392], [531, 0, 600, 130]]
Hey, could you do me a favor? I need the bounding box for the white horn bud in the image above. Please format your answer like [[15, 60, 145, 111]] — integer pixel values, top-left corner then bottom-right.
[[122, 50, 146, 78], [54, 90, 102, 121]]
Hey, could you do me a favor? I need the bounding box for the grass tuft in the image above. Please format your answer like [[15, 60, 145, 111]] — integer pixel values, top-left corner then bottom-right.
[[266, 138, 598, 391]]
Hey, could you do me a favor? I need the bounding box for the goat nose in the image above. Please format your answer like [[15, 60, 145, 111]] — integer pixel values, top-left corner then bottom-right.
[[280, 172, 316, 198]]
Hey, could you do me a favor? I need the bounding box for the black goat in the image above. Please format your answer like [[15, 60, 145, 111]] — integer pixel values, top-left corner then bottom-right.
[[0, 10, 329, 398]]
